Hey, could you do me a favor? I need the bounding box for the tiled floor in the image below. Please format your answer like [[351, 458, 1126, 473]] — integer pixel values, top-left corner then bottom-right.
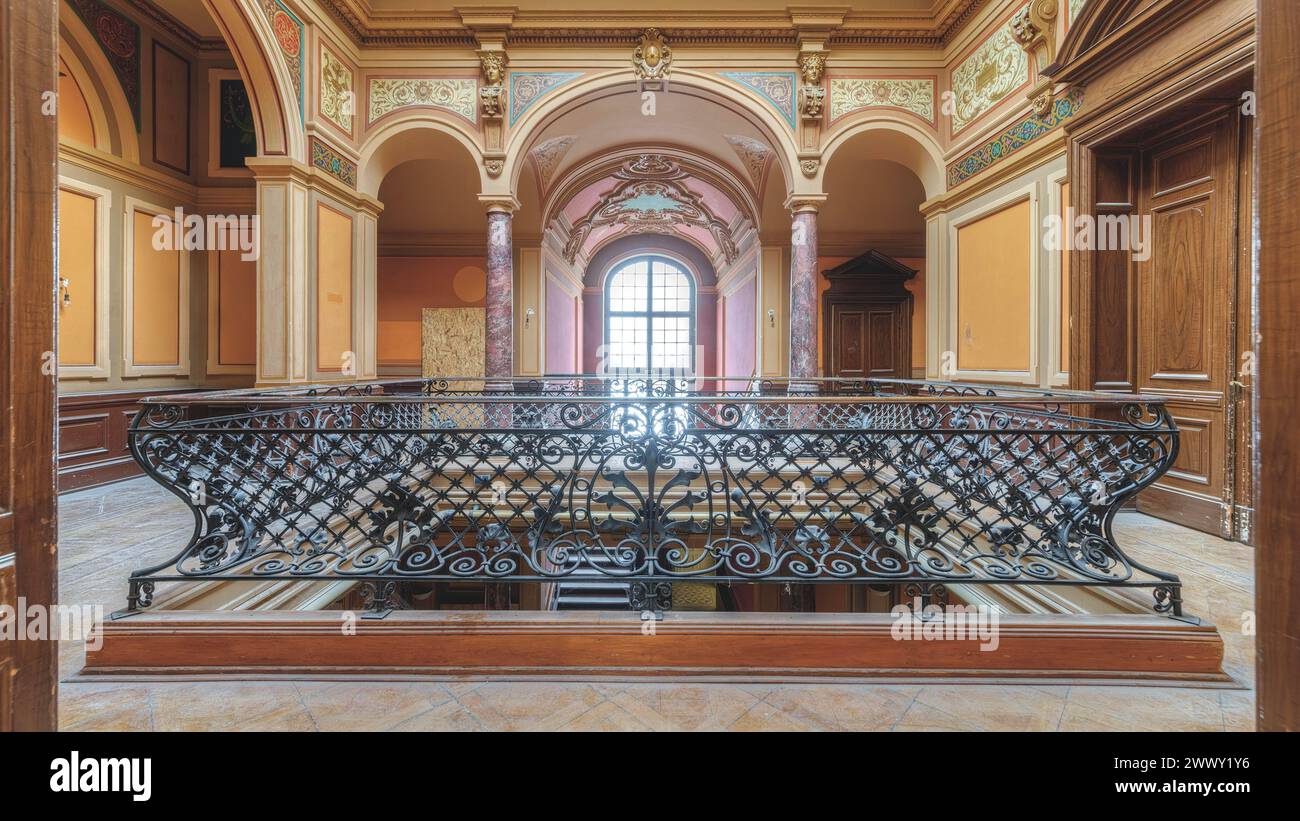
[[56, 478, 1256, 732]]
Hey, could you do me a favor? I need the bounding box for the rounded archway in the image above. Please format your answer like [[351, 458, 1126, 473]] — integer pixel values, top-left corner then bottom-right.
[[202, 0, 306, 161], [818, 124, 938, 381], [504, 70, 802, 204], [360, 121, 487, 376]]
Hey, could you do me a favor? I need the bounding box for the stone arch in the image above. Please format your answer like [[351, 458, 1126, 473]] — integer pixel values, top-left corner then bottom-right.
[[356, 114, 485, 198], [821, 118, 946, 199], [58, 14, 139, 160], [501, 69, 804, 201], [202, 0, 305, 162]]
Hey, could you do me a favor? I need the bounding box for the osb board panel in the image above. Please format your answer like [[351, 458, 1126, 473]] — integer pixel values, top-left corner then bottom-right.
[[422, 307, 485, 380]]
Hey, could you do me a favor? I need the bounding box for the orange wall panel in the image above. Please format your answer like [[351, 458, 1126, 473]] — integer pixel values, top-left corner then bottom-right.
[[58, 188, 97, 366], [57, 57, 96, 147], [216, 246, 257, 366], [377, 256, 486, 366], [316, 204, 354, 372], [131, 211, 181, 366], [151, 43, 190, 174], [956, 198, 1032, 372]]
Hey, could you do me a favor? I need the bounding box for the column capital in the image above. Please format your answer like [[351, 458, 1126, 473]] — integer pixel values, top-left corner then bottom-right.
[[478, 193, 521, 215], [784, 193, 827, 214]]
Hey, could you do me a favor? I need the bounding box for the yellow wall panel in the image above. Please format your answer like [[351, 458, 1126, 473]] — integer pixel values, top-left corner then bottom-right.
[[58, 188, 97, 365], [316, 203, 354, 372], [956, 198, 1031, 372], [131, 210, 181, 366]]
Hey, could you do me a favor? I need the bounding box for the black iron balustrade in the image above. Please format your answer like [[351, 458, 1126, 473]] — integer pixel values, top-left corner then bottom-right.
[[120, 376, 1185, 619]]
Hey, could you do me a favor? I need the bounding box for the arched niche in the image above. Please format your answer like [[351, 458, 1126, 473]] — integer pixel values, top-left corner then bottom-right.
[[58, 16, 139, 160]]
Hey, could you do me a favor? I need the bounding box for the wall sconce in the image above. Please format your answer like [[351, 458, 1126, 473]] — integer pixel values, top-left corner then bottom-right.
[[766, 308, 776, 327], [524, 306, 536, 328]]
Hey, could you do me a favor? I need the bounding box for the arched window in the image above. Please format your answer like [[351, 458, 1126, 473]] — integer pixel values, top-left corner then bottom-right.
[[603, 255, 695, 374]]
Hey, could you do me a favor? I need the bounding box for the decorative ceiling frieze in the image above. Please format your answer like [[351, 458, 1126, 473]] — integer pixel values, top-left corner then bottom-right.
[[829, 77, 936, 124], [720, 71, 798, 128], [723, 134, 772, 191], [509, 71, 583, 127], [367, 77, 477, 125], [562, 155, 740, 265], [530, 135, 579, 189], [949, 9, 1031, 135]]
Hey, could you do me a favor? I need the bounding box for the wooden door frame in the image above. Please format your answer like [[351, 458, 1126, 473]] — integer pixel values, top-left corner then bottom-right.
[[1255, 0, 1300, 732], [0, 0, 59, 732], [1065, 66, 1255, 395]]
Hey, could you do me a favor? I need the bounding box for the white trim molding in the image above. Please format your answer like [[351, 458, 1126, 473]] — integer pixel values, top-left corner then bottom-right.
[[1046, 168, 1070, 387]]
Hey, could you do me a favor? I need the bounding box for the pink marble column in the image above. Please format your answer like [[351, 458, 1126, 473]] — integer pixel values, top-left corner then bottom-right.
[[484, 204, 515, 380], [788, 201, 821, 387]]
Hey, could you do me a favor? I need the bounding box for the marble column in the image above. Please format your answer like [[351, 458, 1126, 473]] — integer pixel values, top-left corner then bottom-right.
[[483, 201, 516, 380], [787, 199, 822, 387]]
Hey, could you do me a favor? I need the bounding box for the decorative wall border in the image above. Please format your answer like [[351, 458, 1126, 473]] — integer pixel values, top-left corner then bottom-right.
[[509, 71, 583, 127], [828, 75, 938, 126], [260, 0, 305, 123], [946, 87, 1084, 187], [720, 71, 797, 128], [317, 39, 355, 138], [947, 3, 1032, 138], [65, 0, 141, 128], [310, 135, 357, 188], [366, 75, 478, 127]]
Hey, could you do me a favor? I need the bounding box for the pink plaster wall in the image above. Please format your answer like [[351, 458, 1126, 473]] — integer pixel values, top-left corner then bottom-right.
[[721, 273, 756, 388], [545, 274, 579, 374]]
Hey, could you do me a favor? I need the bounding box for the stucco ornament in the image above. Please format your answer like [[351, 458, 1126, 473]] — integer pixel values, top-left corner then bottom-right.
[[480, 51, 506, 86], [799, 51, 826, 85], [633, 28, 672, 80], [479, 51, 506, 118], [562, 155, 737, 264]]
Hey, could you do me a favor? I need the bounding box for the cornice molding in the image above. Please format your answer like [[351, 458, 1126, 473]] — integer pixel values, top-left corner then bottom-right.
[[120, 0, 228, 53], [316, 0, 990, 48], [246, 157, 385, 215]]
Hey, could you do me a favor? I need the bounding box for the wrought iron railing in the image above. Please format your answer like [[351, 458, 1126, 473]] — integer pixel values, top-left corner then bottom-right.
[[121, 376, 1184, 618]]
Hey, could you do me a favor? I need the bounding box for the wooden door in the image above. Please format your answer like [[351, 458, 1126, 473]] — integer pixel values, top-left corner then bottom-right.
[[828, 302, 908, 380], [1134, 108, 1243, 537], [0, 0, 60, 731]]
